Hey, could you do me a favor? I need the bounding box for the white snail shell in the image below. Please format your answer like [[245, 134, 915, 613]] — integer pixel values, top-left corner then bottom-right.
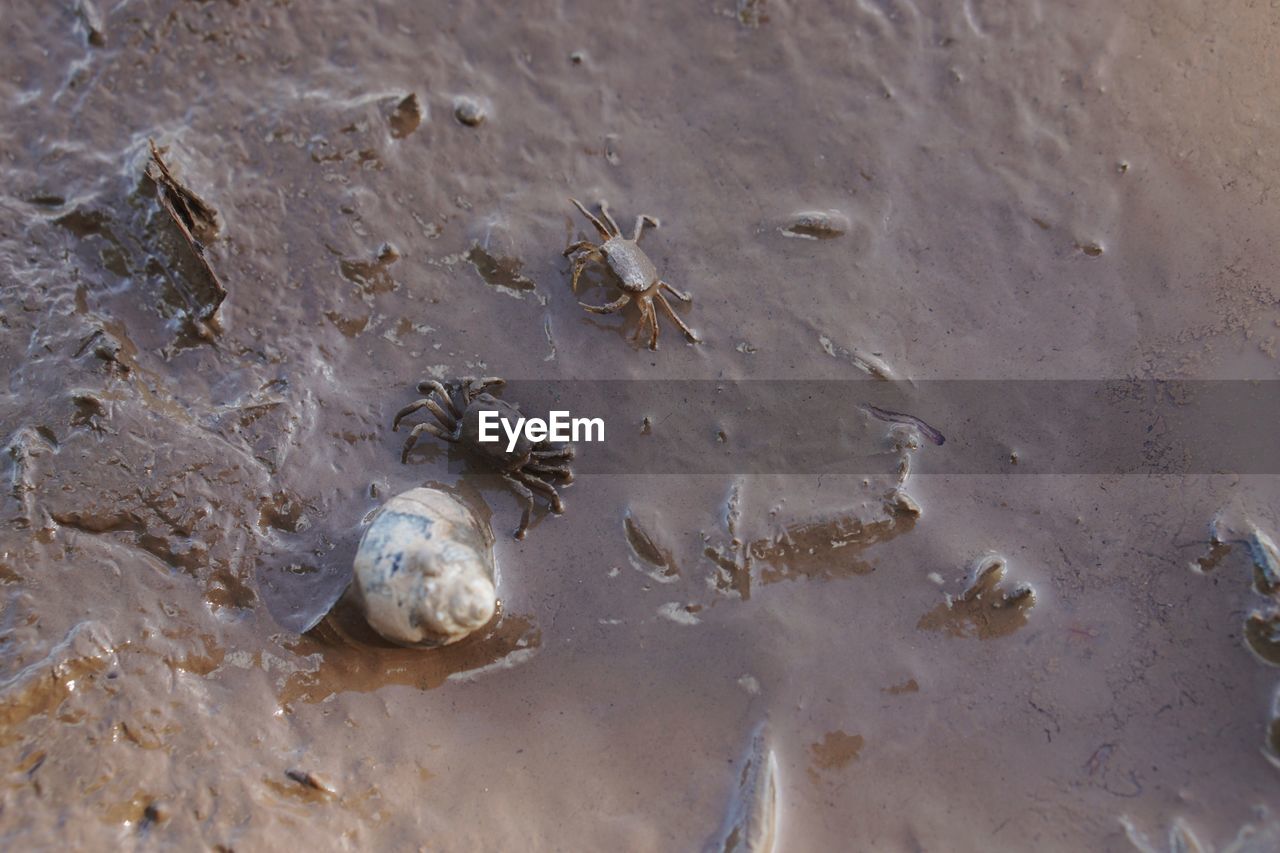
[[353, 487, 498, 647]]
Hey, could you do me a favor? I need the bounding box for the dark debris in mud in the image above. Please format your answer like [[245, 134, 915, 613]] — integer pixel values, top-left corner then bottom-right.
[[387, 93, 423, 139], [465, 244, 536, 292], [144, 140, 226, 339]]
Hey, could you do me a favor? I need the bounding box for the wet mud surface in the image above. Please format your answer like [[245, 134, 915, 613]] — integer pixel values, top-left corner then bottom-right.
[[4, 0, 1280, 849]]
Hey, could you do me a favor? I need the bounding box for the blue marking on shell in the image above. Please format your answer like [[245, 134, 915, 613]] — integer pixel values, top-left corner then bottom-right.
[[361, 510, 436, 576], [380, 510, 436, 538]]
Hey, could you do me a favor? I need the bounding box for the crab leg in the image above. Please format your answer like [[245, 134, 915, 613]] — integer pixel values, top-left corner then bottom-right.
[[532, 445, 575, 461], [640, 298, 660, 348], [598, 200, 622, 236], [571, 250, 603, 291], [639, 297, 660, 350], [428, 399, 459, 431], [392, 399, 430, 430], [626, 298, 647, 345], [502, 474, 536, 539], [655, 291, 701, 343], [579, 292, 631, 314], [467, 377, 505, 399], [659, 280, 692, 302], [393, 397, 455, 432], [415, 380, 462, 419], [513, 470, 565, 513], [563, 240, 598, 257], [570, 198, 612, 241], [401, 421, 456, 463], [632, 215, 659, 242], [526, 462, 574, 483]]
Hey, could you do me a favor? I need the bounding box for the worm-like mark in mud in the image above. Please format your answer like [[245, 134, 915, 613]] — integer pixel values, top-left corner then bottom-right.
[[859, 404, 946, 446]]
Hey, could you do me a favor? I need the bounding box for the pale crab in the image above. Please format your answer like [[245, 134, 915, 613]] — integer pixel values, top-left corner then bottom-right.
[[564, 198, 700, 350], [393, 377, 574, 539]]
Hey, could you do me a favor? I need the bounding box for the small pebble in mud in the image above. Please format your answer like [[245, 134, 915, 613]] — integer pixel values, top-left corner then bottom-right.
[[1076, 241, 1104, 257], [780, 210, 849, 240], [453, 97, 486, 127], [352, 487, 498, 647], [569, 50, 586, 65]]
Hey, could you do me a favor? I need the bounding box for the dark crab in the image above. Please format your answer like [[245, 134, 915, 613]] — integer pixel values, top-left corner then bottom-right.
[[392, 377, 574, 539], [564, 198, 700, 350]]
